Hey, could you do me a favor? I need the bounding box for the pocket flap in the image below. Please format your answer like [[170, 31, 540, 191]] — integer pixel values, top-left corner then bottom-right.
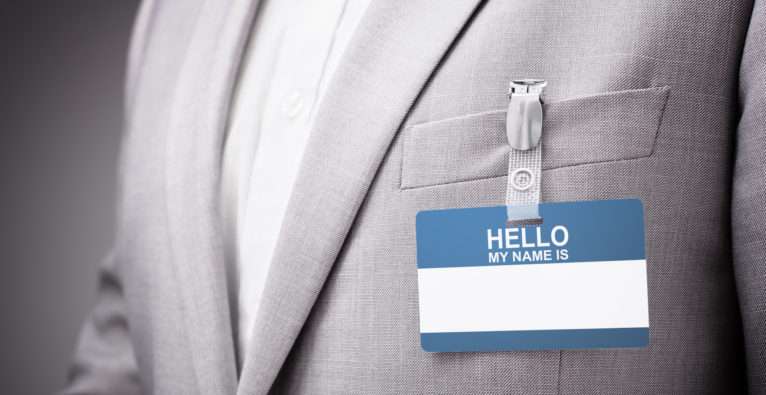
[[401, 86, 670, 189]]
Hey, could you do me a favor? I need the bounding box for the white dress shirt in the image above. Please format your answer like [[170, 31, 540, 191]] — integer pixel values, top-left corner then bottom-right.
[[221, 0, 370, 368]]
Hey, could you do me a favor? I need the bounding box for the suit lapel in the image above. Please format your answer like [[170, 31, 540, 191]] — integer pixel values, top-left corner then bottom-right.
[[164, 0, 258, 392], [236, 1, 484, 393]]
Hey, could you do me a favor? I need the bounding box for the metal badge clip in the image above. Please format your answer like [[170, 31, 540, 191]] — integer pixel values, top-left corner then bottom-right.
[[507, 79, 547, 151]]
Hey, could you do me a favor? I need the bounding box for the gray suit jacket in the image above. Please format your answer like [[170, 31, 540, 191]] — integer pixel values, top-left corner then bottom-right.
[[64, 0, 766, 393]]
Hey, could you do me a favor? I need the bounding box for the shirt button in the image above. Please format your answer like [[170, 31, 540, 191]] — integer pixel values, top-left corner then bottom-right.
[[280, 91, 304, 118]]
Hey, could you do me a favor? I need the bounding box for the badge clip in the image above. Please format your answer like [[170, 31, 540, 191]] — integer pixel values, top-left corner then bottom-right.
[[505, 79, 547, 226], [507, 79, 547, 151]]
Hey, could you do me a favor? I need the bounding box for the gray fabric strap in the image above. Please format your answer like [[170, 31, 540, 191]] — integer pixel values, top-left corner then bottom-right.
[[505, 144, 541, 222], [505, 79, 546, 223]]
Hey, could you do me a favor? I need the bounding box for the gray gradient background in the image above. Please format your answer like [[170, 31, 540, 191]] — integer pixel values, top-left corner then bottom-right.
[[0, 1, 140, 393]]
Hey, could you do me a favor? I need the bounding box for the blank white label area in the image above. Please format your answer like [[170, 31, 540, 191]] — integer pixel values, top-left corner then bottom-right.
[[418, 260, 649, 333]]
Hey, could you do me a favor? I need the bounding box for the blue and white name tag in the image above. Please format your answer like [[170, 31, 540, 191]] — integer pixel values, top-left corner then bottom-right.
[[415, 199, 649, 352]]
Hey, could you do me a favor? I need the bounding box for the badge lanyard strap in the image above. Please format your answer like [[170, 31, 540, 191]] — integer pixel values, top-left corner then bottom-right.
[[505, 79, 547, 224]]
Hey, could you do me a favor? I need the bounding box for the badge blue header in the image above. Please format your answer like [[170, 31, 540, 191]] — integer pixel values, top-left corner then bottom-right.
[[416, 199, 646, 269]]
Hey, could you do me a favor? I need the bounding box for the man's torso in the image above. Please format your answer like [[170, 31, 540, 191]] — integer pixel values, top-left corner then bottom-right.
[[119, 0, 753, 392]]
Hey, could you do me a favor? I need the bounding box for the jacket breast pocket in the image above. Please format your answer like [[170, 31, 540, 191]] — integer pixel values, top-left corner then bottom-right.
[[400, 86, 670, 190]]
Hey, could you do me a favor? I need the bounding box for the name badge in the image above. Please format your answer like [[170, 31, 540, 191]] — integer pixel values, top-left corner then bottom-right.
[[415, 198, 649, 352]]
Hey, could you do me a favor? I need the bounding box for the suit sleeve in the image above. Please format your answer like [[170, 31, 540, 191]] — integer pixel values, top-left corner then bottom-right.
[[732, 0, 766, 391], [61, 1, 156, 393], [61, 252, 141, 395]]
